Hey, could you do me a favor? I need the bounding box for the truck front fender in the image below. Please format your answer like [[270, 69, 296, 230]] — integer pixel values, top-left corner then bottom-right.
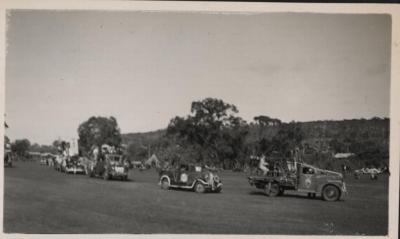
[[317, 182, 343, 194]]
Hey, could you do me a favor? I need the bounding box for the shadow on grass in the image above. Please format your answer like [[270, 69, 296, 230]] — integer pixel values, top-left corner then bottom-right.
[[165, 187, 223, 194], [249, 191, 321, 201]]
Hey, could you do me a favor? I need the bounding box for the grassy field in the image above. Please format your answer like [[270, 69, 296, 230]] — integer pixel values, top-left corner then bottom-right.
[[4, 160, 388, 235]]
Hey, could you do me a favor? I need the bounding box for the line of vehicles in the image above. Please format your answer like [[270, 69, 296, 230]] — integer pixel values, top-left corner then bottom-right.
[[52, 153, 129, 181], [39, 146, 347, 201], [47, 151, 224, 193]]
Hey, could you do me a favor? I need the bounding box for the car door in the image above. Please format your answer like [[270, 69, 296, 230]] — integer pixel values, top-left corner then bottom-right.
[[298, 165, 317, 192], [176, 165, 190, 186], [171, 167, 181, 185]]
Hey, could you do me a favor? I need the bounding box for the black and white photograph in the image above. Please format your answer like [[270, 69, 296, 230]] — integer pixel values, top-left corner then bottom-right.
[[1, 1, 399, 238]]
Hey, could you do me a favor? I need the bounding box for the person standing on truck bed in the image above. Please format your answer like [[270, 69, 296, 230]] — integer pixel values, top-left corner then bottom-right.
[[258, 155, 269, 176]]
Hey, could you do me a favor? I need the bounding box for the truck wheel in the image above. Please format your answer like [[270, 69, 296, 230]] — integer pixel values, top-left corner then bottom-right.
[[161, 178, 170, 190], [322, 185, 340, 201], [194, 182, 206, 193], [268, 183, 280, 197]]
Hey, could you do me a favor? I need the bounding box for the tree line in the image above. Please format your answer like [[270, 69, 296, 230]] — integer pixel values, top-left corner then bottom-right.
[[123, 98, 389, 170], [7, 98, 389, 170]]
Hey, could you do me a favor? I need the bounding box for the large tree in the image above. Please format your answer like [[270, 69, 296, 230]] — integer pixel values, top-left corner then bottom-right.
[[78, 116, 122, 154], [11, 139, 31, 156], [252, 115, 282, 154], [30, 142, 58, 154], [270, 121, 304, 157], [167, 98, 248, 168]]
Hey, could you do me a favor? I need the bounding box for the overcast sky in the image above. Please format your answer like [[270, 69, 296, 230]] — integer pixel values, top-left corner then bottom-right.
[[5, 11, 391, 145]]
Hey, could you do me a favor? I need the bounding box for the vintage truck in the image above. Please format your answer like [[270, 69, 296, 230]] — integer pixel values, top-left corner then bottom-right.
[[87, 153, 129, 181], [159, 164, 222, 193], [248, 161, 347, 201]]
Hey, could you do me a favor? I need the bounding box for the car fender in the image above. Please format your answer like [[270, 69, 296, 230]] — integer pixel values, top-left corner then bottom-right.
[[195, 178, 208, 185], [160, 175, 171, 185]]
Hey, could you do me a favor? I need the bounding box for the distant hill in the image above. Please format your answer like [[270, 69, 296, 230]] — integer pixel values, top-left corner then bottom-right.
[[122, 129, 166, 146]]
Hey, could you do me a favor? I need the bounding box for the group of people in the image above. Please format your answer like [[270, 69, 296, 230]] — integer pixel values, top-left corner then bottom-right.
[[250, 155, 270, 176], [250, 154, 298, 176]]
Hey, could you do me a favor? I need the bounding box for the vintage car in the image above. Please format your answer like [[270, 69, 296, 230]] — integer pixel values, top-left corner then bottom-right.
[[159, 164, 223, 193], [63, 156, 86, 174], [248, 162, 347, 201], [87, 154, 129, 181], [354, 167, 380, 180]]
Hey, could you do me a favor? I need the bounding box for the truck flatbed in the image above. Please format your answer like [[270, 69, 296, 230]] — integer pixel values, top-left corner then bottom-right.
[[248, 174, 297, 189]]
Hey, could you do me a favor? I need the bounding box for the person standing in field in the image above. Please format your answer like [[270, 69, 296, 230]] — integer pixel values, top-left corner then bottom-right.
[[258, 155, 269, 176]]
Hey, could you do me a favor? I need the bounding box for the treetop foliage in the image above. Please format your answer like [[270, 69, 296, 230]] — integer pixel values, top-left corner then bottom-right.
[[78, 116, 122, 154]]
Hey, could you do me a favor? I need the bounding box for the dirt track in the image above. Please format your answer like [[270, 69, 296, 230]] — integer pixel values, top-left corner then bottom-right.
[[3, 161, 388, 235]]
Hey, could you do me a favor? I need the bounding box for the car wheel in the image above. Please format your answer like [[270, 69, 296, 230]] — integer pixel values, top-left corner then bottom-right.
[[266, 183, 280, 197], [161, 178, 170, 190], [214, 187, 222, 193], [194, 182, 206, 193], [322, 185, 340, 201]]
